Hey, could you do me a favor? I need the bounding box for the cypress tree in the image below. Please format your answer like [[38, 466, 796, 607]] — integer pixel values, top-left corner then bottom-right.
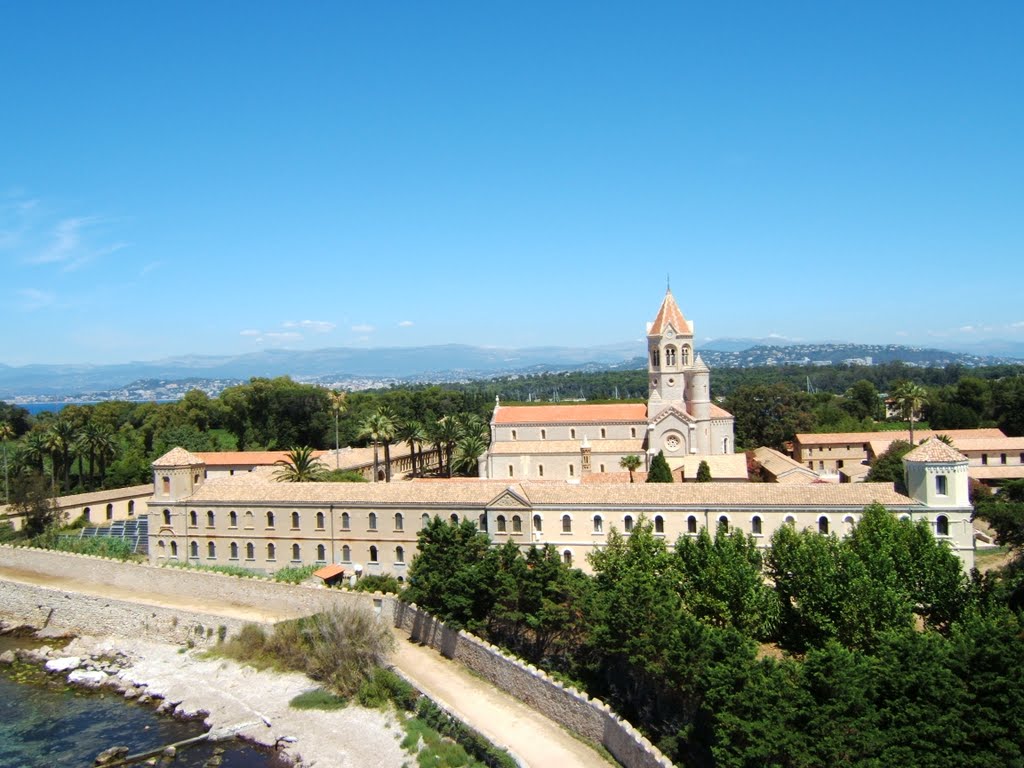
[[646, 450, 673, 483]]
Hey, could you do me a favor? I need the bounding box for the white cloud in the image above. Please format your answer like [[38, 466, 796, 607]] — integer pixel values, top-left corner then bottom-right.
[[265, 331, 303, 342], [283, 320, 336, 333], [18, 288, 55, 311], [398, 320, 414, 328], [351, 323, 375, 334], [28, 216, 98, 264], [140, 261, 162, 276], [239, 329, 261, 337]]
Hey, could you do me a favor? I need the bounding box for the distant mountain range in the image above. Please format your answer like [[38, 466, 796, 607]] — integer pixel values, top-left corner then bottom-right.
[[2, 340, 1021, 401]]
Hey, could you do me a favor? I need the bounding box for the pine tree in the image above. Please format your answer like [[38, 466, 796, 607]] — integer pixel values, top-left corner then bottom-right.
[[696, 460, 712, 482], [646, 450, 673, 483]]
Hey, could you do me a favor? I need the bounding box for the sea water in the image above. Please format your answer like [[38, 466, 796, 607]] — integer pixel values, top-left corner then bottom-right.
[[0, 637, 279, 768]]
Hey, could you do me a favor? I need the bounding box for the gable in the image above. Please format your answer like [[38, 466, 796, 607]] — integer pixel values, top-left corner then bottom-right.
[[487, 487, 532, 510]]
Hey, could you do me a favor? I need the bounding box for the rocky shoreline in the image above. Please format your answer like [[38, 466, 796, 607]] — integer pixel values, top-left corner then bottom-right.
[[0, 621, 408, 768]]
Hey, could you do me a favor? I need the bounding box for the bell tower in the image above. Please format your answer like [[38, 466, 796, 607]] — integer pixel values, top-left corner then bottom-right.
[[647, 288, 695, 419]]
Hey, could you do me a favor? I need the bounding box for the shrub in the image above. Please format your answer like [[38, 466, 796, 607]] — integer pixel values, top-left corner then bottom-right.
[[290, 688, 347, 710], [353, 573, 403, 594], [274, 564, 319, 584]]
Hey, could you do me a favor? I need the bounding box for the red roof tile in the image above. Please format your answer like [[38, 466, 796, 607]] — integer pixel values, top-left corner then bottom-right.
[[648, 290, 690, 336], [493, 404, 647, 424]]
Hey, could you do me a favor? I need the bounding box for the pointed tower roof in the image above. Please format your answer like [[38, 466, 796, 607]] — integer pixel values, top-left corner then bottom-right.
[[152, 447, 205, 468], [648, 289, 691, 337], [692, 354, 709, 372], [902, 437, 967, 464]]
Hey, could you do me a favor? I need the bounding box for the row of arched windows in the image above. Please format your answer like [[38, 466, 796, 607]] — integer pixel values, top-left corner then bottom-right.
[[157, 540, 410, 565]]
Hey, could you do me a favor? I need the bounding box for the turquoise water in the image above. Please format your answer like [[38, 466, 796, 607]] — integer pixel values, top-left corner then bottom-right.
[[0, 638, 280, 768]]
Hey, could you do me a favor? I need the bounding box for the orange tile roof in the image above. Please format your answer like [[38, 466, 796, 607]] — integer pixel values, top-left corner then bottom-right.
[[648, 290, 690, 336], [794, 428, 1006, 446], [903, 437, 967, 463], [493, 403, 647, 424]]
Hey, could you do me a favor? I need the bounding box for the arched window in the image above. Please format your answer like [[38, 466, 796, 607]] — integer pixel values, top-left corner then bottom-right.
[[570, 429, 576, 439], [106, 503, 114, 520], [396, 546, 405, 563], [342, 545, 351, 561], [244, 511, 254, 528], [158, 539, 165, 551], [207, 510, 215, 527], [844, 515, 855, 534], [593, 515, 603, 533], [624, 515, 634, 533], [421, 513, 430, 529], [665, 346, 676, 367], [541, 429, 547, 440], [533, 514, 542, 532], [292, 543, 301, 561], [512, 515, 522, 533], [936, 515, 949, 537], [496, 515, 507, 532], [246, 542, 254, 560], [230, 542, 239, 559], [162, 476, 171, 494], [189, 510, 197, 527], [267, 543, 276, 560], [563, 550, 572, 566], [511, 429, 517, 440], [561, 514, 572, 533], [818, 516, 829, 535], [316, 511, 325, 529], [394, 513, 404, 531], [229, 510, 237, 527], [538, 464, 544, 477], [655, 515, 665, 534], [751, 516, 762, 535], [687, 515, 697, 534], [600, 428, 606, 439], [479, 514, 487, 530], [170, 541, 178, 557], [651, 348, 660, 367], [718, 515, 729, 532], [317, 544, 326, 561], [83, 507, 91, 521], [568, 464, 575, 477], [681, 345, 690, 366], [450, 514, 459, 525], [508, 464, 514, 477], [291, 511, 300, 529], [369, 545, 378, 562], [190, 541, 198, 558], [128, 500, 135, 516], [785, 515, 796, 526], [163, 509, 171, 526], [368, 512, 378, 530], [342, 512, 350, 529], [266, 511, 275, 528]]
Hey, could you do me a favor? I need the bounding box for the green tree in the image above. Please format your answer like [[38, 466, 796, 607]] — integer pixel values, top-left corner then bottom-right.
[[891, 380, 929, 445], [11, 470, 60, 535], [724, 382, 816, 450], [328, 389, 348, 470], [646, 450, 673, 483], [397, 419, 426, 478], [864, 439, 913, 489], [453, 432, 488, 476], [404, 517, 496, 632], [0, 421, 12, 502], [274, 446, 327, 482], [358, 408, 396, 482], [619, 454, 642, 483], [696, 459, 712, 482], [842, 379, 882, 421]]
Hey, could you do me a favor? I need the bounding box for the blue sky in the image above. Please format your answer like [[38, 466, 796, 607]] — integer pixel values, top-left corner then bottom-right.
[[1, 2, 1022, 365]]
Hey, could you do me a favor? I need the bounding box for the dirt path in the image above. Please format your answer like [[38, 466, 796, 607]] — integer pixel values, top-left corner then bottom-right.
[[0, 566, 611, 768]]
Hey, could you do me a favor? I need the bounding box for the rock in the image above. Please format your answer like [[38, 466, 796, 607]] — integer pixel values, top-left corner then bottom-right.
[[0, 650, 15, 664], [95, 745, 129, 764], [163, 746, 177, 757], [69, 669, 109, 687], [124, 687, 140, 699], [45, 656, 82, 673]]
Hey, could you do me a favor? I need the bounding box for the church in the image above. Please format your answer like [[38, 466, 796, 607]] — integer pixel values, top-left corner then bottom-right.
[[481, 289, 740, 481]]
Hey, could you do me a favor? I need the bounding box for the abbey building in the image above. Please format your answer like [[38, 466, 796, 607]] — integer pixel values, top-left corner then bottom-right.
[[481, 289, 737, 481]]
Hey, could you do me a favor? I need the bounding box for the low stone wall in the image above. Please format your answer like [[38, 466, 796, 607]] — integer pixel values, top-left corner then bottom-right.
[[0, 578, 251, 648], [395, 603, 673, 768], [0, 545, 673, 768]]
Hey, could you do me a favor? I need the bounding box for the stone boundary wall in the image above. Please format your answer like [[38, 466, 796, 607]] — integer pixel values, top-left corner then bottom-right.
[[0, 578, 252, 648], [394, 603, 674, 768], [0, 545, 673, 768]]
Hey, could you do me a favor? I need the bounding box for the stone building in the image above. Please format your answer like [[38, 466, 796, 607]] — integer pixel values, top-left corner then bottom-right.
[[148, 437, 976, 574], [481, 289, 739, 480]]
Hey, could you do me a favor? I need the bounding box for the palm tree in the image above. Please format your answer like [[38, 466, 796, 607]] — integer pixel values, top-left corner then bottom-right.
[[620, 454, 642, 483], [92, 426, 117, 486], [45, 419, 76, 492], [359, 408, 397, 482], [274, 446, 327, 482], [21, 430, 48, 475], [454, 432, 489, 476], [328, 390, 348, 469], [397, 419, 427, 478], [0, 422, 13, 503], [435, 416, 462, 479], [892, 381, 929, 445]]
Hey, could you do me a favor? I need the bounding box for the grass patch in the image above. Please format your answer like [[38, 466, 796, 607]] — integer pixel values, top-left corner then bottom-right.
[[401, 715, 487, 768], [274, 564, 319, 583], [163, 561, 263, 578], [290, 688, 348, 710], [26, 532, 140, 560]]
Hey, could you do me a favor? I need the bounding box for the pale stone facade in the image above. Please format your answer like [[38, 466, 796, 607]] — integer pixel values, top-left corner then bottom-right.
[[482, 290, 736, 480], [147, 437, 976, 573]]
